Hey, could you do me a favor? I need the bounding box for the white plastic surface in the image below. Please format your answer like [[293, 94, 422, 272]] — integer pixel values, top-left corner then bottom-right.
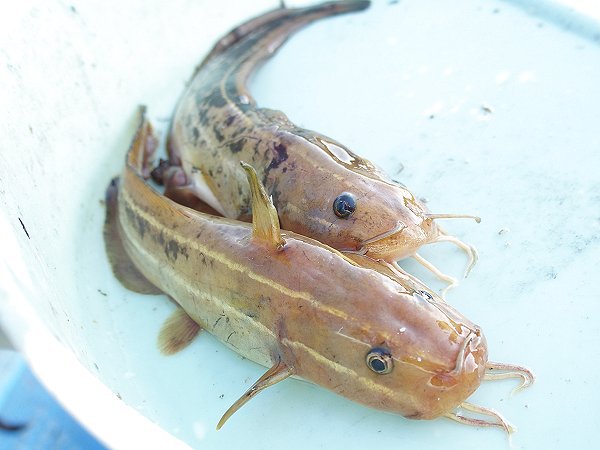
[[1, 1, 599, 449]]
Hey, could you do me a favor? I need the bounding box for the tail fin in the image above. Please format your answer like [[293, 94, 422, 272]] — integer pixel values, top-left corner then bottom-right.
[[200, 1, 370, 68]]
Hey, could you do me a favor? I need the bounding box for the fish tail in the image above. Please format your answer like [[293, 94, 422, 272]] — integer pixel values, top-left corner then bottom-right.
[[200, 1, 370, 68]]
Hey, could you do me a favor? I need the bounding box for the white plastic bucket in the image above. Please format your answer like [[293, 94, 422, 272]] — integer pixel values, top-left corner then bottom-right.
[[1, 1, 599, 449]]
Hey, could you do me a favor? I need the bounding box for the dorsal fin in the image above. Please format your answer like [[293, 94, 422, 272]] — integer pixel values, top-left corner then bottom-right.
[[240, 162, 285, 250]]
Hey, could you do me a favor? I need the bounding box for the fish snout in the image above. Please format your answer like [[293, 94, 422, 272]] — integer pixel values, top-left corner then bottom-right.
[[429, 329, 487, 390], [360, 217, 440, 261]]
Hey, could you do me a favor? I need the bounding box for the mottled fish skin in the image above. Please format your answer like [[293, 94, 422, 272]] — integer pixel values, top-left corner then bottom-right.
[[169, 1, 442, 262], [113, 112, 488, 421]]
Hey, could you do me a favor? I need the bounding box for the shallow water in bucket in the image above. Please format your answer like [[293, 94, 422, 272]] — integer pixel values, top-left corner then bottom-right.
[[1, 1, 599, 449]]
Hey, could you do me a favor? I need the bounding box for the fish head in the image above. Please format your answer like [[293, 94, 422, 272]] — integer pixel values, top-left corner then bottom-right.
[[285, 278, 487, 420], [277, 135, 443, 262], [322, 178, 439, 261], [346, 187, 438, 262]]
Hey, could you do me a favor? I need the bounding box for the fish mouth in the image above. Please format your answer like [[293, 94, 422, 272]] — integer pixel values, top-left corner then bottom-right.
[[428, 329, 485, 391], [452, 327, 487, 381]]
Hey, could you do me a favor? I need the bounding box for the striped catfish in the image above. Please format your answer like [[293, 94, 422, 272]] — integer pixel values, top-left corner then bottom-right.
[[165, 0, 480, 294], [103, 109, 531, 431]]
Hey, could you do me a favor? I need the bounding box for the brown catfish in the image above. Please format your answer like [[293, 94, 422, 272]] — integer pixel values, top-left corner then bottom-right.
[[104, 109, 529, 432], [167, 0, 480, 293]]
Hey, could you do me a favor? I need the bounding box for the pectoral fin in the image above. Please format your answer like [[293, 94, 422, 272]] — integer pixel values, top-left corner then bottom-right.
[[157, 306, 202, 355], [240, 162, 285, 250], [217, 357, 293, 430]]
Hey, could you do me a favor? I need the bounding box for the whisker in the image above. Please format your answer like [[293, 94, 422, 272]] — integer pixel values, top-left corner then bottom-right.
[[425, 213, 481, 223], [358, 221, 407, 248], [412, 253, 457, 298], [445, 401, 515, 435], [484, 361, 535, 395], [434, 232, 479, 278]]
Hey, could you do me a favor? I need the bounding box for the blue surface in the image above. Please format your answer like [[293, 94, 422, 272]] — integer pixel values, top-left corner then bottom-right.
[[0, 351, 106, 450]]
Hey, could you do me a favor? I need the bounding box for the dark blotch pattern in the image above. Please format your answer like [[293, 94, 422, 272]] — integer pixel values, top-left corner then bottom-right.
[[267, 143, 288, 170], [204, 88, 228, 108], [124, 205, 150, 239], [165, 239, 189, 261], [229, 139, 244, 154], [213, 125, 225, 142]]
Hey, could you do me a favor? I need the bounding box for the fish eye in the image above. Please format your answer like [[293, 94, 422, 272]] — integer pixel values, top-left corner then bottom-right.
[[333, 193, 356, 218], [366, 347, 393, 374]]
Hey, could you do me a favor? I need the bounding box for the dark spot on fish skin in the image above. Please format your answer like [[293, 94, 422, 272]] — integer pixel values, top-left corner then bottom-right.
[[252, 139, 262, 156], [165, 240, 179, 260], [192, 127, 200, 141], [267, 143, 288, 170], [124, 205, 151, 240], [165, 239, 189, 261], [124, 205, 135, 223], [282, 167, 287, 173], [203, 89, 228, 108], [229, 139, 244, 154], [136, 215, 148, 239], [244, 311, 257, 319], [198, 111, 211, 128], [225, 115, 235, 126], [157, 230, 165, 246], [213, 125, 225, 142]]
